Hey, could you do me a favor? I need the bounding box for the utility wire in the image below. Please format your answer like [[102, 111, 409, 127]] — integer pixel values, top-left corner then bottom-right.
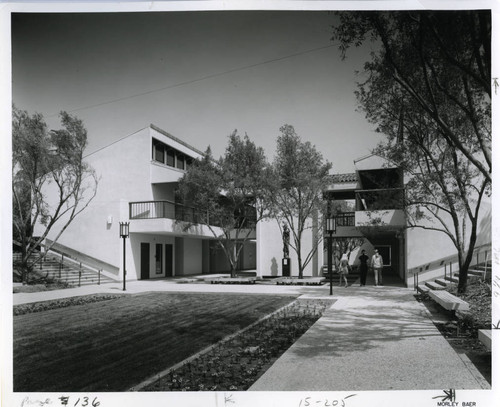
[[51, 44, 335, 117]]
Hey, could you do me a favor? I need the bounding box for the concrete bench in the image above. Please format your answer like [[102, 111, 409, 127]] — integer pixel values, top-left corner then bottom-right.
[[428, 290, 470, 312], [478, 329, 491, 351]]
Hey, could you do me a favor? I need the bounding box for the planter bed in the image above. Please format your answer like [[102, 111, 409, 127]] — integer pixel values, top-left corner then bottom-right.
[[210, 277, 257, 284], [13, 293, 126, 315], [276, 277, 324, 286]]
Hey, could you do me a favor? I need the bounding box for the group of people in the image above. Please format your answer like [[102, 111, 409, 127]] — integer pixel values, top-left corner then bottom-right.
[[337, 249, 384, 287]]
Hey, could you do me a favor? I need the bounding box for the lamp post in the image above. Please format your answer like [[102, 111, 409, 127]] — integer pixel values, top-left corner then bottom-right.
[[326, 217, 337, 296], [119, 222, 130, 291]]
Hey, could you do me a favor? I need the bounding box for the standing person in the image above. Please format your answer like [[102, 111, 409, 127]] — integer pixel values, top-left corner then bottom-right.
[[358, 249, 369, 286], [371, 249, 384, 286], [339, 253, 349, 288]]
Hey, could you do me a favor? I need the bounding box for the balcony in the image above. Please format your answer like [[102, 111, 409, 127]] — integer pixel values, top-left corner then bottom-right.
[[335, 212, 355, 227], [129, 200, 257, 231], [130, 200, 200, 222], [355, 188, 405, 211]]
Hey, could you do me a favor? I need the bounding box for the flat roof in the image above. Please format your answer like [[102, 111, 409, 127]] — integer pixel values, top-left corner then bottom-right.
[[150, 124, 206, 157]]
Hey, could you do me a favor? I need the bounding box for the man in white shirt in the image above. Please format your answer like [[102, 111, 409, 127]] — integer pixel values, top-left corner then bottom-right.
[[371, 249, 384, 286]]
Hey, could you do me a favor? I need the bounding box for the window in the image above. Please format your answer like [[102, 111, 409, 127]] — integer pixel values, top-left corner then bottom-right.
[[155, 145, 165, 163], [176, 154, 185, 170], [166, 149, 175, 166], [152, 138, 193, 171], [153, 139, 165, 164]]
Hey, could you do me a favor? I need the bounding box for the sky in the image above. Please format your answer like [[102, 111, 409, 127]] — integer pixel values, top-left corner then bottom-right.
[[11, 10, 383, 174]]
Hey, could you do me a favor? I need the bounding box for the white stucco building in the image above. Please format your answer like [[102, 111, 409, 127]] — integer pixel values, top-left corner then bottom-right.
[[35, 124, 491, 287]]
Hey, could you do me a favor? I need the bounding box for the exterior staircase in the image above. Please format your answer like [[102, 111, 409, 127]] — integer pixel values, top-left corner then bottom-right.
[[13, 252, 117, 287], [417, 261, 491, 294]]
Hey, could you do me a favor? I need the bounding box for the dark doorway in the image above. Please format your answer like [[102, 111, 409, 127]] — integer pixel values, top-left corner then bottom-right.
[[155, 243, 163, 275], [141, 243, 150, 280], [165, 244, 173, 276]]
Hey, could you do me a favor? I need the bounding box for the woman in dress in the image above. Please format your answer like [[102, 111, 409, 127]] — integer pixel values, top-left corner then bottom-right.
[[339, 253, 349, 287]]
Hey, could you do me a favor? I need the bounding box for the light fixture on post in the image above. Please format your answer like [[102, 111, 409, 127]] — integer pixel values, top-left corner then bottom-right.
[[326, 216, 336, 296], [119, 222, 130, 291]]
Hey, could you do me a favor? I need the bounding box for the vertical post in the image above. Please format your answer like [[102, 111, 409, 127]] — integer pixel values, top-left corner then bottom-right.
[[79, 262, 82, 287], [60, 254, 64, 279], [328, 230, 333, 296], [98, 269, 101, 285], [123, 237, 127, 291], [484, 251, 488, 281], [120, 221, 129, 291]]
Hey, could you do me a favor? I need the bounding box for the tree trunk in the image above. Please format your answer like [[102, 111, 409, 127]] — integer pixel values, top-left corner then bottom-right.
[[457, 254, 469, 294]]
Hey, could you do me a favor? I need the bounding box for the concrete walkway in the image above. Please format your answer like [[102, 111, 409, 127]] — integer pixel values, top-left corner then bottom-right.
[[12, 274, 490, 391], [250, 284, 490, 391]]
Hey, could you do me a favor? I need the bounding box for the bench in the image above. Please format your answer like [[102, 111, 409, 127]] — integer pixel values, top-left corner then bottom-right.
[[428, 290, 470, 312], [478, 329, 491, 351]]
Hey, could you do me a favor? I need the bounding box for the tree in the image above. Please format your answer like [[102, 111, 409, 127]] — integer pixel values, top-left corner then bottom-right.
[[326, 201, 365, 270], [331, 10, 491, 293], [12, 107, 98, 283], [269, 125, 332, 279], [177, 132, 271, 277], [372, 106, 488, 293], [331, 10, 491, 183]]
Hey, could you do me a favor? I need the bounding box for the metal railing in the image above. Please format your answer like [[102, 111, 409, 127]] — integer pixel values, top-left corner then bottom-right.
[[129, 200, 257, 228], [335, 212, 355, 227], [129, 200, 201, 222], [412, 243, 491, 290]]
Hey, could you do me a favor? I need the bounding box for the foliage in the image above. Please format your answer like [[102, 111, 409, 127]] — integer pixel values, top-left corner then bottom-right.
[[177, 132, 272, 277], [447, 279, 492, 330], [332, 10, 491, 183], [331, 11, 491, 292], [268, 125, 332, 278], [324, 201, 365, 268], [12, 107, 98, 283], [13, 294, 125, 315]]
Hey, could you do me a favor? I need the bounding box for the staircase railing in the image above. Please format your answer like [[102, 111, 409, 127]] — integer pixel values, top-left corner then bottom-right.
[[40, 240, 118, 285], [411, 243, 491, 290]]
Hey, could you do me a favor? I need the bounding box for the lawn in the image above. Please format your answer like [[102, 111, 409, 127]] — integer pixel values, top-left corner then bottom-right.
[[13, 291, 298, 392]]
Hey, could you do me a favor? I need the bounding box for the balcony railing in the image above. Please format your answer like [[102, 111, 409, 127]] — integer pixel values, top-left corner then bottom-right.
[[129, 200, 257, 229], [355, 188, 405, 211], [129, 200, 201, 223], [335, 212, 355, 227]]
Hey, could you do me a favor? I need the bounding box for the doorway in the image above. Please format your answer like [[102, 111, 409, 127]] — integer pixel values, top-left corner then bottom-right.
[[165, 244, 173, 277], [140, 243, 150, 280]]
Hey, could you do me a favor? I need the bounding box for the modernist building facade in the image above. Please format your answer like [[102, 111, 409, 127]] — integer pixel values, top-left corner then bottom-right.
[[36, 124, 491, 287]]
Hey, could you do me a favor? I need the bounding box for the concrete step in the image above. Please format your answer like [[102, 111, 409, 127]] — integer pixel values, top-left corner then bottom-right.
[[467, 269, 486, 277], [434, 278, 448, 287], [417, 284, 430, 294], [454, 272, 482, 280], [425, 281, 446, 290], [444, 275, 459, 283]]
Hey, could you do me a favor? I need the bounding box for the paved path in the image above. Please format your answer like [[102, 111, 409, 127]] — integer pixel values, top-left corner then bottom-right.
[[250, 285, 489, 391], [12, 274, 490, 391]]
